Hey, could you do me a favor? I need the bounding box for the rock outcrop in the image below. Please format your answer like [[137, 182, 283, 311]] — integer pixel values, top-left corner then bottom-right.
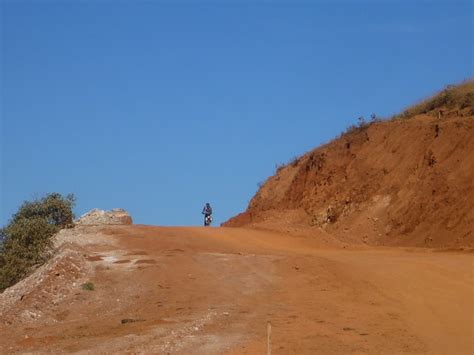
[[75, 208, 133, 225]]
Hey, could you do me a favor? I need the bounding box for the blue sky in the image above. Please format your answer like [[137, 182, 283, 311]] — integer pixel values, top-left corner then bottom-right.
[[1, 1, 472, 226]]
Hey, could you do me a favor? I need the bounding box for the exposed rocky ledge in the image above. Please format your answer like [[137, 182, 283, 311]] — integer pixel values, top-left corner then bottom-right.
[[74, 208, 132, 226]]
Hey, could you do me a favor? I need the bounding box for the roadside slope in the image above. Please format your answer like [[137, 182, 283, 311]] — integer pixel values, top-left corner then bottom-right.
[[224, 81, 474, 248]]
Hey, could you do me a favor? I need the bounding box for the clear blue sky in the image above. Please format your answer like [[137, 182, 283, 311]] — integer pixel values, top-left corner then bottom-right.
[[1, 1, 472, 226]]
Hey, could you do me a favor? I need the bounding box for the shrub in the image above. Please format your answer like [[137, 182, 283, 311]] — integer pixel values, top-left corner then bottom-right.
[[0, 193, 75, 292], [82, 282, 95, 291], [340, 115, 373, 137], [11, 192, 75, 228], [275, 163, 285, 173], [289, 156, 300, 167]]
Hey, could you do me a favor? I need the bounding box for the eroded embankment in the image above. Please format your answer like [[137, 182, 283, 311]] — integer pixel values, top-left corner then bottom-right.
[[225, 99, 474, 248]]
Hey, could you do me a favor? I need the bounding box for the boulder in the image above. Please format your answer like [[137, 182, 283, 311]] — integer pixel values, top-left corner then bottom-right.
[[75, 208, 132, 225]]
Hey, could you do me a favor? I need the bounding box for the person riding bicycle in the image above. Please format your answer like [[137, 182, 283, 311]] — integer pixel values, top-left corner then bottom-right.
[[202, 202, 213, 226]]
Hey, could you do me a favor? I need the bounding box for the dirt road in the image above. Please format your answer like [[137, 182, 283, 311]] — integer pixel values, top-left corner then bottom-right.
[[1, 225, 472, 354]]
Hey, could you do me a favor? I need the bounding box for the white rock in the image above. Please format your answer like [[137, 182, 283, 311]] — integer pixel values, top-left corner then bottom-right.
[[75, 208, 132, 225]]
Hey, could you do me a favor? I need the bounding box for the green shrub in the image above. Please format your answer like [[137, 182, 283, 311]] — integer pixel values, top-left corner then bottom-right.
[[11, 192, 75, 228], [0, 193, 75, 292], [81, 281, 95, 291]]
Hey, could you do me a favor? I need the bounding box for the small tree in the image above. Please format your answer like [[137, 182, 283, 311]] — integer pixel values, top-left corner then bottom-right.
[[0, 193, 75, 292], [10, 192, 75, 227]]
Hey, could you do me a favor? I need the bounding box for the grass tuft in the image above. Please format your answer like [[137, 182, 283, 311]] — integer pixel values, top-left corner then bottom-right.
[[81, 282, 95, 291]]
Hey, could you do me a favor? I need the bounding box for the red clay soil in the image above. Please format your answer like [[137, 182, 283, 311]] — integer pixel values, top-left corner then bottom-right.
[[224, 83, 474, 249], [0, 225, 472, 354]]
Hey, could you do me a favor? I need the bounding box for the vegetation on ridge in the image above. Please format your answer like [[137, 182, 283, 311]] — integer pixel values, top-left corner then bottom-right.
[[393, 79, 474, 120], [0, 193, 75, 292]]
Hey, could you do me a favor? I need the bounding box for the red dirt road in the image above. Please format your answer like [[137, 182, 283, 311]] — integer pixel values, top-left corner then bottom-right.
[[1, 225, 472, 354]]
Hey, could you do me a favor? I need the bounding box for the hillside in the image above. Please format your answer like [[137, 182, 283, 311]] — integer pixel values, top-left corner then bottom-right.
[[224, 81, 474, 248]]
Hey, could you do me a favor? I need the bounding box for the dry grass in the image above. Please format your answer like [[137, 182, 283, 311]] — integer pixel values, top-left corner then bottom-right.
[[393, 79, 474, 119]]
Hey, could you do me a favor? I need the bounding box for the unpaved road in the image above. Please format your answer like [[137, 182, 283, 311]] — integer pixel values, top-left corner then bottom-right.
[[1, 225, 472, 354]]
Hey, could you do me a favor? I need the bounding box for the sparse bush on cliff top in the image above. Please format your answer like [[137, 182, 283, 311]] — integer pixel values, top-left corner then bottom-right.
[[0, 193, 75, 292]]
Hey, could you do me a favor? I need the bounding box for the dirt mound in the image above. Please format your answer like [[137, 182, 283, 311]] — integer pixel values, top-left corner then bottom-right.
[[0, 226, 116, 327], [224, 81, 474, 248]]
